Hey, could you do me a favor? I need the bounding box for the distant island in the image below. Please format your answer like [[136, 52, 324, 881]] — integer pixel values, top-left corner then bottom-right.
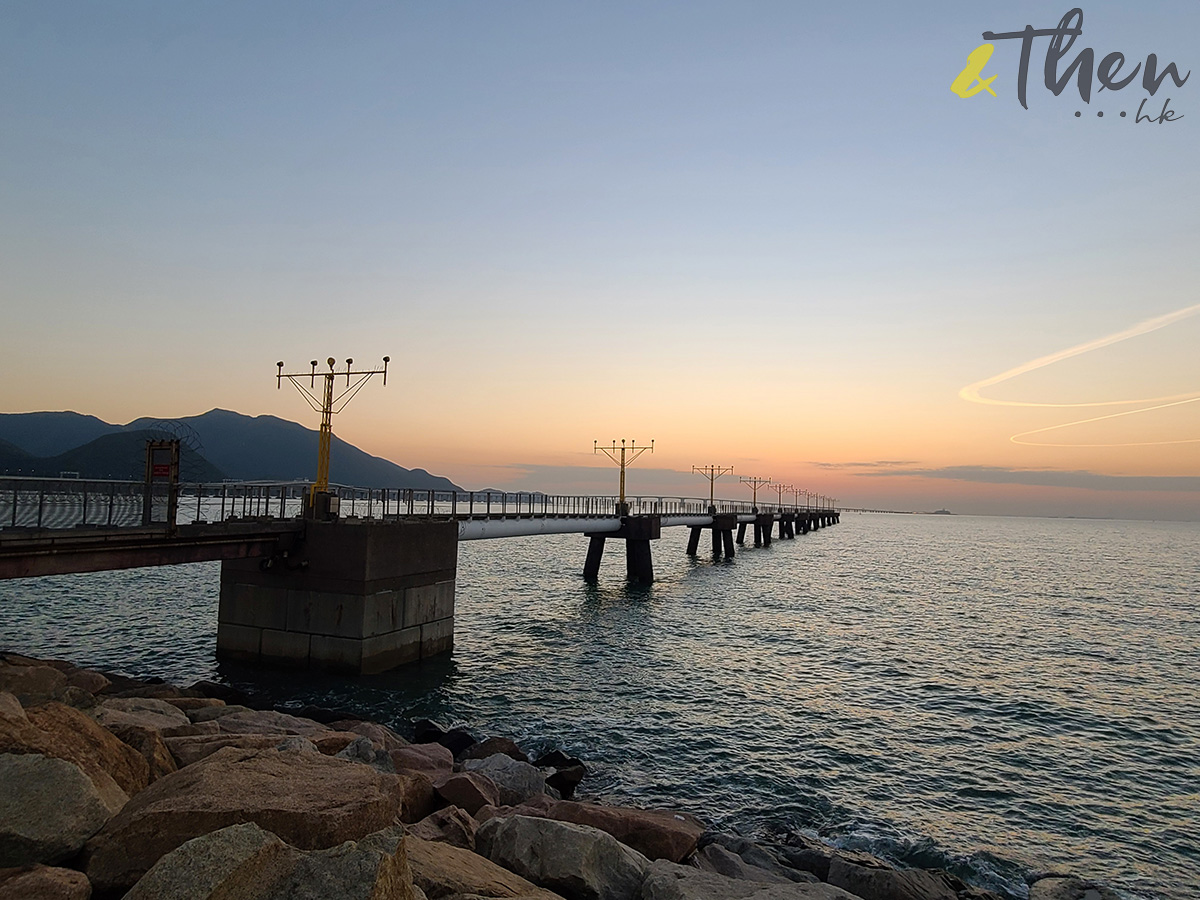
[[0, 409, 461, 491], [931, 509, 954, 515]]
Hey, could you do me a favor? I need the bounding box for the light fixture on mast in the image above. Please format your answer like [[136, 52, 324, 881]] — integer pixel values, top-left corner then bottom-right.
[[594, 438, 653, 515]]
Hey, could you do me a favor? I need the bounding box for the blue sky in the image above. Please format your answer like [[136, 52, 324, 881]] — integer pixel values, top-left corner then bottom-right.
[[1, 2, 1196, 516]]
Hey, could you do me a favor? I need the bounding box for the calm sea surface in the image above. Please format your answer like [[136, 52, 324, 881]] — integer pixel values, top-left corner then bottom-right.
[[2, 514, 1197, 899]]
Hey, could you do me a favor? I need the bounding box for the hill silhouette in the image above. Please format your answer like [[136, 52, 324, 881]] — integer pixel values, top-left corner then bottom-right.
[[0, 409, 460, 490]]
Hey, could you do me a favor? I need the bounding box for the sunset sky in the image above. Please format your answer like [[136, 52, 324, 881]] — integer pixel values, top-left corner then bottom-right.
[[2, 2, 1196, 519]]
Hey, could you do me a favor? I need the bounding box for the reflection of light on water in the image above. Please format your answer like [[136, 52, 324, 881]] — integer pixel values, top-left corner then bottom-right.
[[960, 303, 1200, 446], [1, 517, 1198, 900]]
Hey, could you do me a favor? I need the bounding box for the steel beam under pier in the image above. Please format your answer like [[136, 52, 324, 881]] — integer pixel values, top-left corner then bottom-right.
[[582, 515, 661, 583]]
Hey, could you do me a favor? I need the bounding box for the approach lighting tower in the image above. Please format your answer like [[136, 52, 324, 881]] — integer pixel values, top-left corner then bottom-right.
[[739, 475, 771, 510], [770, 482, 792, 508], [692, 465, 733, 511], [277, 356, 390, 507], [594, 439, 653, 514]]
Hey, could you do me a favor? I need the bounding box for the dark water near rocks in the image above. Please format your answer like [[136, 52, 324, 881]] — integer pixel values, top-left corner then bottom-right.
[[3, 514, 1198, 899]]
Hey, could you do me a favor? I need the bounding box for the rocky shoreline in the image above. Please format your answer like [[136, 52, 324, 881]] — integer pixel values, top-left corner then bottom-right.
[[1, 651, 1119, 900]]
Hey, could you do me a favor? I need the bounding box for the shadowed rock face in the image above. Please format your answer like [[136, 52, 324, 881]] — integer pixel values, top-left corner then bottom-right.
[[0, 864, 92, 900], [83, 746, 411, 895], [0, 754, 117, 867]]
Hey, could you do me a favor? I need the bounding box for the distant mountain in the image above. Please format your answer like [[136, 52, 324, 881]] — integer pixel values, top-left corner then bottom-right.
[[0, 409, 461, 490], [0, 411, 117, 458]]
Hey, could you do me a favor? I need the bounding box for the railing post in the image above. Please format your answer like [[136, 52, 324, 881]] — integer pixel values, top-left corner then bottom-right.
[[452, 491, 457, 517], [469, 491, 474, 517], [37, 486, 45, 528]]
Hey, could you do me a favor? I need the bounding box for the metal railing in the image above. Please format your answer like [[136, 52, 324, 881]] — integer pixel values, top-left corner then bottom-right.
[[1, 476, 839, 532]]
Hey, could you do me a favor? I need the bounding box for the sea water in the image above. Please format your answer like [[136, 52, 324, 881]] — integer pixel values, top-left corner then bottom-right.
[[2, 514, 1197, 899]]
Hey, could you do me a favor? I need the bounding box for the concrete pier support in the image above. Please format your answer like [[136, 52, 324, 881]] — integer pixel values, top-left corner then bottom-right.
[[217, 519, 457, 675], [686, 527, 701, 556], [736, 522, 747, 545], [584, 536, 606, 579], [583, 515, 660, 583], [756, 513, 774, 547]]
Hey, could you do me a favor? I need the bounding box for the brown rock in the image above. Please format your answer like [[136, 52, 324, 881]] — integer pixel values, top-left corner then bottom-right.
[[160, 720, 223, 738], [408, 808, 479, 852], [106, 724, 178, 782], [24, 702, 150, 797], [94, 697, 191, 733], [215, 709, 329, 737], [0, 665, 67, 707], [392, 742, 454, 779], [474, 794, 557, 824], [162, 697, 226, 711], [546, 800, 705, 863], [83, 745, 411, 895], [460, 737, 528, 764], [0, 864, 91, 899], [435, 772, 501, 817], [331, 719, 410, 751], [1, 698, 147, 803], [394, 772, 437, 824], [188, 704, 253, 723], [163, 733, 285, 768], [65, 669, 110, 695], [370, 832, 564, 900]]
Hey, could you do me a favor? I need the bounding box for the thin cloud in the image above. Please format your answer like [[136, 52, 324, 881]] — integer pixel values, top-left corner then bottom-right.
[[859, 465, 1200, 493], [810, 460, 919, 470]]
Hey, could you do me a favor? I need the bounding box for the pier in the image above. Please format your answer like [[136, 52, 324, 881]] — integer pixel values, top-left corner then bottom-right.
[[0, 477, 840, 674]]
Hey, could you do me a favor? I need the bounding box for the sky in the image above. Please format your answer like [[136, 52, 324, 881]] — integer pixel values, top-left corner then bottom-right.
[[1, 1, 1197, 519]]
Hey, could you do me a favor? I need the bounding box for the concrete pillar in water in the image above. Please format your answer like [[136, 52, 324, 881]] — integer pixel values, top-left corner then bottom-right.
[[584, 535, 606, 580], [217, 519, 457, 675], [626, 539, 653, 583], [722, 529, 736, 558], [711, 526, 721, 557], [736, 522, 747, 545], [686, 527, 701, 556], [758, 513, 774, 546]]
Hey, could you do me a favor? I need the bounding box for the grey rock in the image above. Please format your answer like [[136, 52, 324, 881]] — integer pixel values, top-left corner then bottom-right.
[[462, 754, 546, 806], [477, 814, 648, 900], [337, 735, 397, 773], [124, 821, 419, 900], [826, 854, 960, 900], [123, 822, 293, 899], [1029, 876, 1123, 900], [94, 697, 191, 732], [695, 845, 794, 884], [214, 709, 329, 737], [0, 753, 114, 866], [641, 860, 861, 900], [775, 835, 835, 882], [701, 835, 816, 884]]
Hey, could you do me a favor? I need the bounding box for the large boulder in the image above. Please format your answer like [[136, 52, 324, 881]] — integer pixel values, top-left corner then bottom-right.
[[93, 698, 190, 733], [0, 666, 67, 707], [371, 831, 564, 900], [214, 709, 330, 737], [435, 772, 502, 816], [23, 702, 150, 797], [163, 734, 286, 768], [391, 742, 454, 779], [697, 835, 815, 884], [1029, 876, 1123, 900], [0, 754, 118, 867], [83, 746, 412, 895], [826, 855, 960, 900], [0, 864, 91, 900], [407, 807, 479, 852], [774, 836, 836, 882], [477, 815, 649, 900], [640, 860, 861, 899], [462, 755, 546, 806], [124, 822, 419, 900], [330, 720, 410, 751], [548, 803, 705, 864], [461, 737, 529, 763]]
